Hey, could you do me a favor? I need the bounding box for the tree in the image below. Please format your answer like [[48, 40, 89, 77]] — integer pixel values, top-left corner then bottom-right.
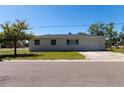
[[77, 32, 88, 35], [119, 25, 124, 47], [105, 23, 119, 48], [119, 32, 124, 48], [1, 19, 34, 56], [0, 31, 4, 42], [0, 32, 4, 48], [88, 22, 119, 48], [116, 25, 124, 49], [88, 22, 105, 36]]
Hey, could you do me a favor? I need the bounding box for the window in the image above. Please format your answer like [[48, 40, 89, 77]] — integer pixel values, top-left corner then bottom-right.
[[51, 40, 56, 45], [67, 39, 79, 45], [34, 40, 40, 45]]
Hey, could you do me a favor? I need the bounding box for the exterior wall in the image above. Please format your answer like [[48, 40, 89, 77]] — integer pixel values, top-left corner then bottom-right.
[[29, 37, 105, 51]]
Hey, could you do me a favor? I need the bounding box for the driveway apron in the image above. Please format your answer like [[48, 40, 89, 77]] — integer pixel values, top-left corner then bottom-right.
[[79, 51, 124, 61]]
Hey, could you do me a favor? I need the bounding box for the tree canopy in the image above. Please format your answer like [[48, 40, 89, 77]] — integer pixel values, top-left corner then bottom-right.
[[0, 19, 34, 56], [88, 22, 119, 47], [88, 22, 105, 36], [0, 32, 4, 43]]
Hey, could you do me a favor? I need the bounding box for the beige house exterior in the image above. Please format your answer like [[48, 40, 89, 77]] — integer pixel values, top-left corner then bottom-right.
[[29, 34, 105, 51]]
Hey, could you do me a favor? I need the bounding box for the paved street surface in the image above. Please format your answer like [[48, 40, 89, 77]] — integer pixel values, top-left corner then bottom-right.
[[0, 61, 124, 87], [79, 51, 124, 60]]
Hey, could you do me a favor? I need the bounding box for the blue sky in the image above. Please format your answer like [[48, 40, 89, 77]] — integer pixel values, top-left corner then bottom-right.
[[0, 5, 124, 35]]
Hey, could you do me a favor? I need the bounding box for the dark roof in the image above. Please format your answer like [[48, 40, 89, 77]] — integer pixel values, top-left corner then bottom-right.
[[36, 34, 89, 37], [35, 34, 105, 39]]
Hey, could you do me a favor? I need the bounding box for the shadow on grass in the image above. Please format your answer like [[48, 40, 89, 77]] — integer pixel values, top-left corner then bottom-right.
[[0, 54, 39, 61]]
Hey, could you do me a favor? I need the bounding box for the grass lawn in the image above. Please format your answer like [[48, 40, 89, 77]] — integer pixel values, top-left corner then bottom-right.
[[0, 48, 85, 60]]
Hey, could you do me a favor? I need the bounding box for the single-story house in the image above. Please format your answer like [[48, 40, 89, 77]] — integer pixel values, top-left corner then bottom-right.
[[29, 34, 105, 51]]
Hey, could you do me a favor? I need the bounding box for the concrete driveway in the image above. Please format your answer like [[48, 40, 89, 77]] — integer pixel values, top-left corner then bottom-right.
[[79, 51, 124, 61]]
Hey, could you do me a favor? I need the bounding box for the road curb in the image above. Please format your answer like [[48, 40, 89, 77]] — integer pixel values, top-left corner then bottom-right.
[[1, 60, 124, 62]]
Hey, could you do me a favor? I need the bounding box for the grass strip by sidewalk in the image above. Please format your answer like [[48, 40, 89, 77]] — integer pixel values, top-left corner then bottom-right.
[[0, 49, 85, 60]]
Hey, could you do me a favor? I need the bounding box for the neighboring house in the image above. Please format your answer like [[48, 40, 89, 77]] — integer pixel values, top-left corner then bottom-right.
[[29, 34, 105, 51]]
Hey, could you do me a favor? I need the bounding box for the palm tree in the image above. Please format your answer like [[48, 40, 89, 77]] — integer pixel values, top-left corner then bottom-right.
[[1, 19, 34, 56]]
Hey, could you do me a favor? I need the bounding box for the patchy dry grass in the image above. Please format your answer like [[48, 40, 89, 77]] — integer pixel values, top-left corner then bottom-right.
[[107, 47, 124, 53]]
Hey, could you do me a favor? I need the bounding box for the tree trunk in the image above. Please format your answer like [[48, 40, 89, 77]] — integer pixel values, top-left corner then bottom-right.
[[14, 41, 17, 56]]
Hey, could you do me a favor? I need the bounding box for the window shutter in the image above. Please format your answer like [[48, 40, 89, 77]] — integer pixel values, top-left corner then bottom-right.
[[67, 40, 69, 45], [76, 39, 79, 45]]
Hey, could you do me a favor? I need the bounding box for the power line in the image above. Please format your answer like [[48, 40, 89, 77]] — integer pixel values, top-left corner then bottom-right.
[[32, 24, 90, 29], [0, 22, 124, 29], [31, 23, 124, 29]]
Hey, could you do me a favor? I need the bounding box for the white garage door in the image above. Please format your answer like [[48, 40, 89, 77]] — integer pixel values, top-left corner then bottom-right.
[[83, 40, 103, 50]]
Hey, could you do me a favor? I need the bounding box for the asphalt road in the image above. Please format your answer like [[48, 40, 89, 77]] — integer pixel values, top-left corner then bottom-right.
[[0, 61, 124, 87]]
